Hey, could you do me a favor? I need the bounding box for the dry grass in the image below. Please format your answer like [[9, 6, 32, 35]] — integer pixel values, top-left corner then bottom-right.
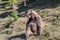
[[0, 3, 60, 40]]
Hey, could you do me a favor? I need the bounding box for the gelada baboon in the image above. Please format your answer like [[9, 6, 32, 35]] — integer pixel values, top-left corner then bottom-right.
[[26, 9, 43, 39]]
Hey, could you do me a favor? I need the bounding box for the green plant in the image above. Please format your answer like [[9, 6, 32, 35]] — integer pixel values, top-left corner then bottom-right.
[[9, 0, 18, 10], [11, 11, 19, 20]]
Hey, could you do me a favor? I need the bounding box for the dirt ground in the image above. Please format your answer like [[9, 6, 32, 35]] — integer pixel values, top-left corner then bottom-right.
[[0, 4, 60, 40]]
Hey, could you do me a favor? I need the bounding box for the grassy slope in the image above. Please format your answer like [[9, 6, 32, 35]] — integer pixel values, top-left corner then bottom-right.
[[0, 2, 60, 40]]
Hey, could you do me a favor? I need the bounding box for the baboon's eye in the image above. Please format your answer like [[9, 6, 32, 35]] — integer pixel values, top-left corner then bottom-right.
[[29, 13, 34, 16], [29, 13, 32, 15]]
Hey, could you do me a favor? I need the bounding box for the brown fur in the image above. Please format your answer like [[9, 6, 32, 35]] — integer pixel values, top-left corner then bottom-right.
[[26, 9, 43, 40]]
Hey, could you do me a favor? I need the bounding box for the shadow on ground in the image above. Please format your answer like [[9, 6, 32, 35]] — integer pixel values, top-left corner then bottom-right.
[[0, 11, 12, 18], [8, 33, 26, 40], [17, 0, 60, 13], [0, 0, 60, 18]]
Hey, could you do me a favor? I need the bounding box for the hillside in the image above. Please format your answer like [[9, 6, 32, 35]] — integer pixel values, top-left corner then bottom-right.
[[0, 0, 60, 40]]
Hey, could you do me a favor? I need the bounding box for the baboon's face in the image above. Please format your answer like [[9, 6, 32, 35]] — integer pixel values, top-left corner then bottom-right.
[[27, 10, 35, 19], [29, 13, 35, 19]]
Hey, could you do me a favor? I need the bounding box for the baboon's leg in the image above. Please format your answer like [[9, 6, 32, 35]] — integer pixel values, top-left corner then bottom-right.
[[39, 21, 43, 35], [26, 26, 33, 40], [36, 17, 43, 36], [39, 26, 43, 35], [37, 24, 43, 36]]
